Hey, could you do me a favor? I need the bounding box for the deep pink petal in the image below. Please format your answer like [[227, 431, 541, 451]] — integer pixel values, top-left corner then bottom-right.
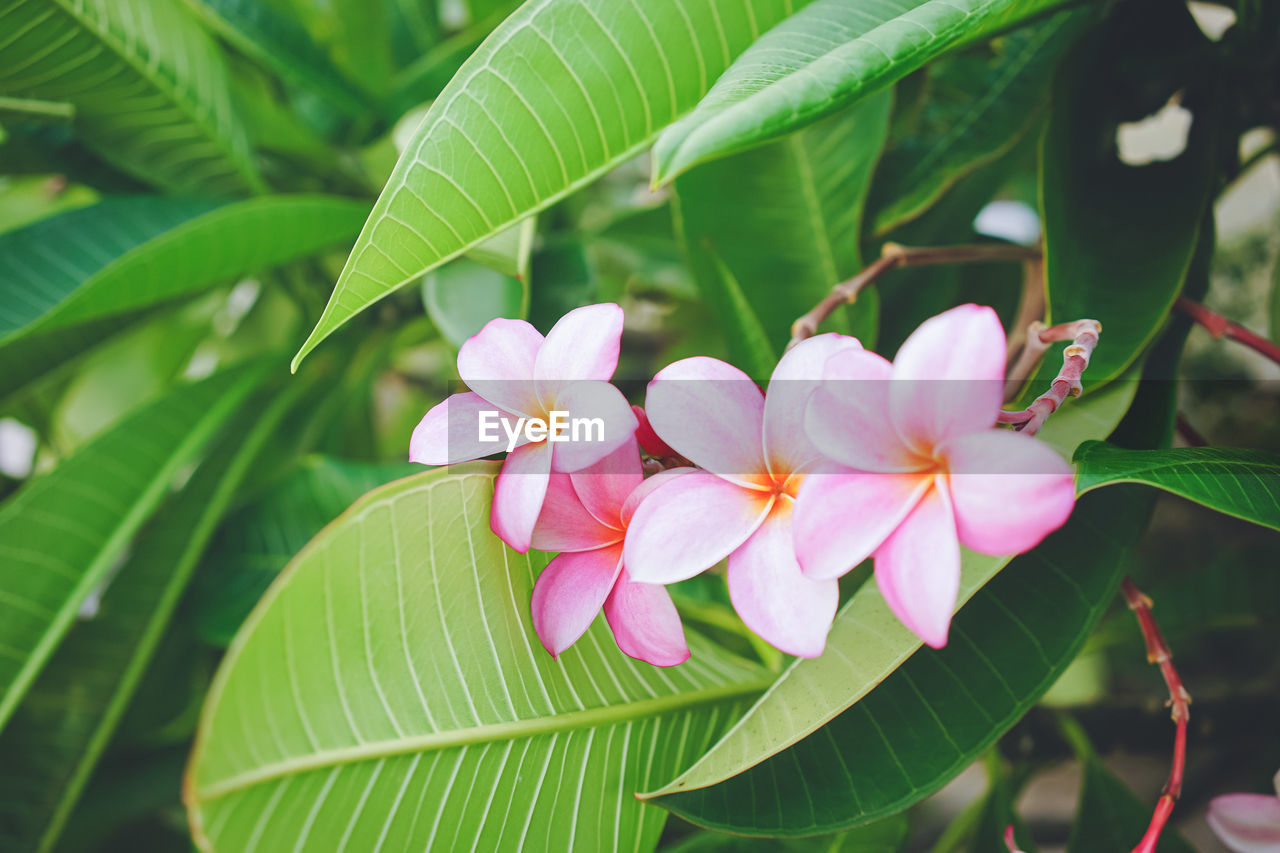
[[491, 441, 552, 553], [619, 466, 699, 526], [793, 468, 930, 580], [941, 429, 1076, 556], [546, 380, 638, 472], [623, 470, 770, 584], [604, 571, 690, 666], [409, 392, 523, 465], [530, 545, 624, 658], [645, 357, 767, 487], [805, 348, 919, 472], [1207, 793, 1280, 852], [457, 317, 544, 416], [568, 437, 643, 528], [531, 472, 620, 553], [727, 501, 838, 658], [890, 304, 1007, 451], [633, 404, 677, 458], [533, 304, 624, 402], [873, 482, 960, 648], [762, 333, 864, 476]]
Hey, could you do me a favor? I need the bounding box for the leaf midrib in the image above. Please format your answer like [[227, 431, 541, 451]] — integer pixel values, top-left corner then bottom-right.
[[194, 677, 773, 801]]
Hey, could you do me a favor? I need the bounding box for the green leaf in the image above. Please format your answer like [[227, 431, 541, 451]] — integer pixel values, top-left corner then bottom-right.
[[1036, 4, 1219, 388], [663, 816, 909, 852], [0, 195, 369, 344], [181, 0, 371, 117], [651, 0, 1068, 183], [0, 364, 266, 732], [866, 9, 1088, 235], [0, 0, 261, 195], [189, 456, 419, 647], [639, 377, 1140, 831], [1074, 443, 1280, 532], [292, 0, 811, 370], [0, 95, 74, 122], [423, 259, 527, 349], [0, 380, 305, 853], [695, 250, 779, 381], [185, 466, 771, 852], [468, 216, 537, 282], [673, 91, 892, 360]]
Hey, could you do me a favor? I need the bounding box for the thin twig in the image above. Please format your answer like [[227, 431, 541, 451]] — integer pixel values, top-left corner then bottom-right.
[[1175, 412, 1209, 448], [998, 319, 1102, 436], [787, 242, 1041, 349], [1174, 296, 1280, 365], [1120, 578, 1191, 853]]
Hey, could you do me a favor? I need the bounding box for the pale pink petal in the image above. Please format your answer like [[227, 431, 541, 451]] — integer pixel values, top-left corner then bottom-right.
[[491, 440, 553, 553], [457, 317, 544, 416], [941, 430, 1076, 556], [409, 392, 524, 465], [546, 380, 638, 472], [873, 482, 960, 648], [530, 545, 624, 658], [1207, 793, 1280, 853], [569, 437, 643, 528], [890, 304, 1007, 451], [604, 571, 690, 666], [619, 466, 699, 526], [633, 404, 677, 458], [623, 470, 770, 585], [727, 501, 839, 657], [793, 468, 930, 580], [534, 303, 624, 403], [645, 357, 767, 487], [531, 472, 620, 553], [805, 348, 920, 473], [762, 333, 864, 476]]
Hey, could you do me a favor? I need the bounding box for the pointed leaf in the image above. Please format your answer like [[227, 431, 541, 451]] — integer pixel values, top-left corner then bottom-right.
[[423, 259, 527, 349]]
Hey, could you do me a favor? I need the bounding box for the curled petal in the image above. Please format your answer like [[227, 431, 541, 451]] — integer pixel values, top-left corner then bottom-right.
[[491, 440, 553, 553], [942, 430, 1076, 556], [805, 348, 918, 472], [874, 483, 960, 649], [409, 392, 522, 465], [763, 333, 863, 475], [534, 303, 624, 403], [457, 317, 543, 416], [624, 470, 770, 585], [604, 571, 690, 667], [547, 380, 638, 472], [890, 304, 1007, 451], [531, 545, 624, 659], [1207, 793, 1280, 853], [568, 437, 643, 529], [645, 357, 767, 487], [793, 468, 929, 580], [727, 502, 838, 657], [531, 472, 620, 553]]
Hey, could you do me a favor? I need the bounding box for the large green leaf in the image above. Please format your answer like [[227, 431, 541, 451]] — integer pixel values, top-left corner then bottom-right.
[[650, 0, 1068, 184], [292, 0, 811, 369], [0, 0, 261, 195], [1036, 2, 1219, 387], [673, 91, 892, 361], [189, 456, 420, 647], [185, 466, 771, 852], [639, 376, 1139, 831], [1075, 443, 1280, 532], [0, 195, 368, 345], [0, 364, 265, 732], [866, 9, 1087, 234], [0, 381, 305, 852]]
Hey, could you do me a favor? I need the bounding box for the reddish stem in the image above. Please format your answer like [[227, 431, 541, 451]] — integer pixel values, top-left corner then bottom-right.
[[1174, 296, 1280, 365], [1120, 577, 1191, 853], [999, 319, 1102, 436], [1004, 825, 1023, 853]]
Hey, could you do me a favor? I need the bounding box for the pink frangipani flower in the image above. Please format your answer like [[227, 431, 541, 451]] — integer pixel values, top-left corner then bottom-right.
[[623, 334, 864, 657], [794, 304, 1076, 648], [1208, 769, 1280, 852], [529, 438, 691, 667], [409, 304, 637, 552]]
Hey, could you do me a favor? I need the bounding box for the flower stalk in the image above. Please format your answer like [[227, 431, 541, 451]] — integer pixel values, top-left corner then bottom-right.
[[998, 319, 1102, 436]]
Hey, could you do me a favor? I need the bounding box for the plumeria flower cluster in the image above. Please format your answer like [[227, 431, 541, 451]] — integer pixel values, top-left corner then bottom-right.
[[411, 302, 1077, 666]]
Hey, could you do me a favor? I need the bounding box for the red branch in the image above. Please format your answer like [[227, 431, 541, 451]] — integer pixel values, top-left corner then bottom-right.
[[1120, 577, 1191, 853], [1004, 826, 1024, 853], [1174, 296, 1280, 365], [998, 319, 1102, 435]]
